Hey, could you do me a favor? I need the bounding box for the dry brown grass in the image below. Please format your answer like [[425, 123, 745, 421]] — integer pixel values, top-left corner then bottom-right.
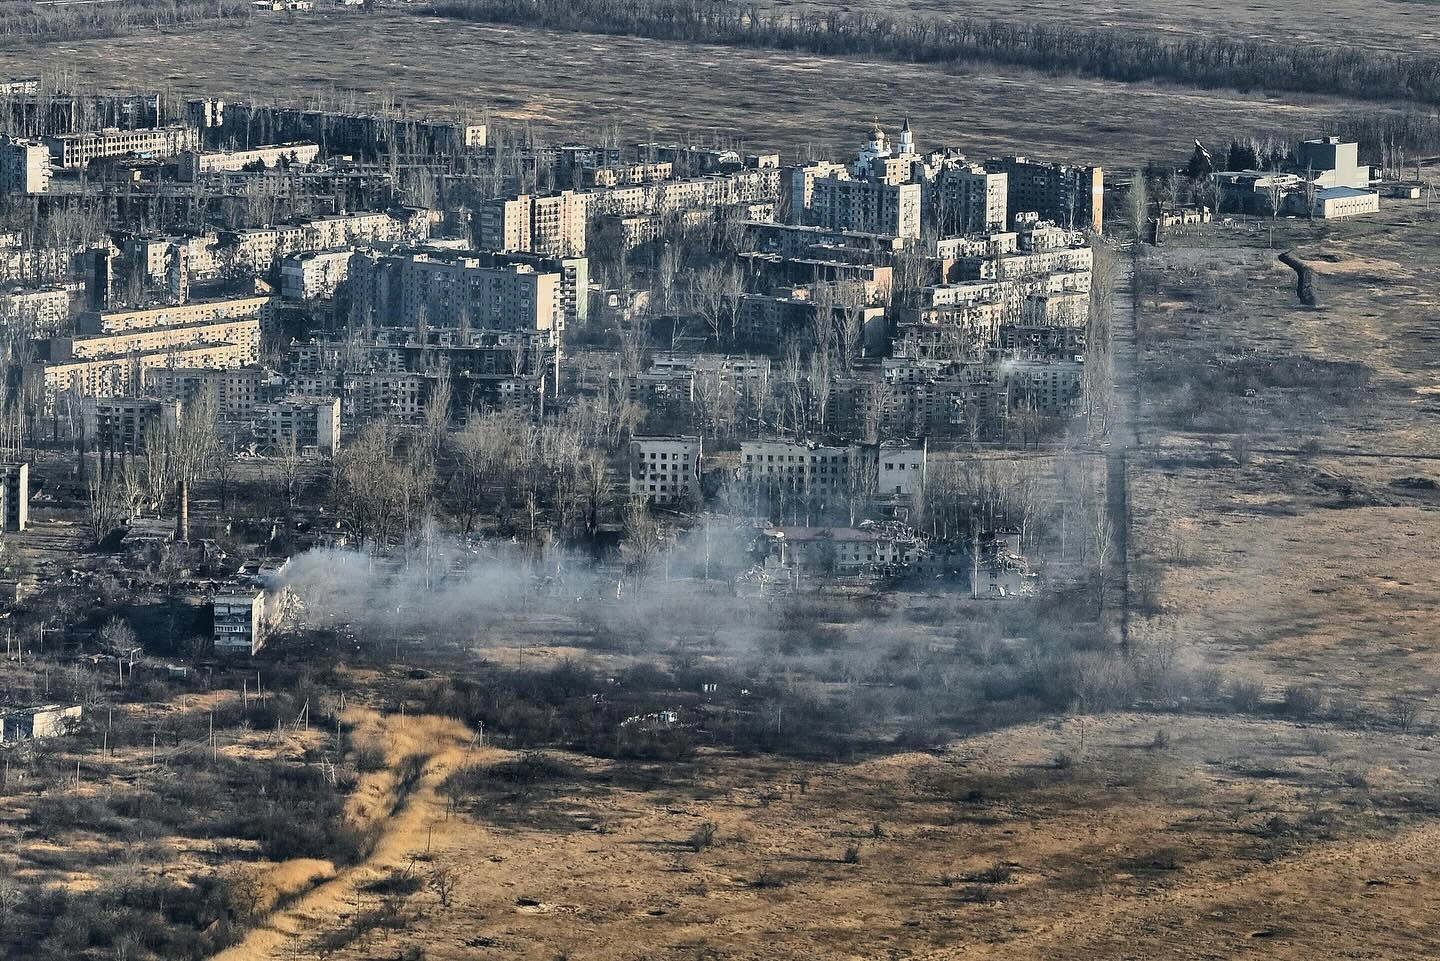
[[1132, 202, 1440, 705], [208, 710, 1440, 960]]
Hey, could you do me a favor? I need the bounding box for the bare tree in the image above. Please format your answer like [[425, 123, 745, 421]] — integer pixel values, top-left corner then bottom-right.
[[153, 388, 218, 543], [623, 497, 664, 589], [273, 433, 306, 515], [85, 468, 121, 545], [835, 281, 869, 370], [1266, 164, 1285, 222], [98, 615, 137, 653], [1082, 240, 1119, 435], [1128, 169, 1150, 236], [779, 339, 807, 439], [421, 364, 452, 465], [690, 262, 743, 345], [429, 865, 459, 908], [446, 416, 491, 534], [0, 869, 24, 933]]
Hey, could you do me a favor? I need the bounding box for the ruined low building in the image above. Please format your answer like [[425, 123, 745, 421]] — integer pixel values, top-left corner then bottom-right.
[[0, 704, 82, 743], [755, 522, 923, 577], [213, 574, 293, 656]]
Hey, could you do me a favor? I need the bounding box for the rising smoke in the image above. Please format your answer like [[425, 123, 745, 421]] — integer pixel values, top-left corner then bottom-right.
[[268, 523, 760, 646]]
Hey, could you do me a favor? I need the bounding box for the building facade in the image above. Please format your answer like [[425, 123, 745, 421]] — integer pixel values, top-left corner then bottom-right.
[[808, 177, 922, 239], [254, 396, 341, 455], [0, 462, 26, 532], [985, 157, 1104, 233], [629, 435, 702, 506], [0, 137, 51, 194], [81, 396, 182, 452], [44, 126, 201, 169]]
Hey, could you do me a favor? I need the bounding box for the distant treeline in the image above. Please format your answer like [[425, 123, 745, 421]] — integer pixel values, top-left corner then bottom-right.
[[430, 0, 1440, 107], [0, 0, 252, 42], [1333, 110, 1440, 164]]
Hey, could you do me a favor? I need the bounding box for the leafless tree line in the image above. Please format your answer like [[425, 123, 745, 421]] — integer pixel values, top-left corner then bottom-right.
[[432, 0, 1440, 108]]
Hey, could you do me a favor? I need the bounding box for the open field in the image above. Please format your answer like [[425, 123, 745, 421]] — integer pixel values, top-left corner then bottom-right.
[[1130, 201, 1440, 707], [0, 12, 1401, 168], [188, 704, 1440, 961]]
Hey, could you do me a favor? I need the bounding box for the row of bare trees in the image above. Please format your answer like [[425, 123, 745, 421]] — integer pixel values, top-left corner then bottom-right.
[[332, 407, 615, 551], [434, 0, 1440, 107], [85, 392, 218, 544]]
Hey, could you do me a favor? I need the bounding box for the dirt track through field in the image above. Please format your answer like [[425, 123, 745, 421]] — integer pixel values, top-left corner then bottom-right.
[[214, 709, 483, 961]]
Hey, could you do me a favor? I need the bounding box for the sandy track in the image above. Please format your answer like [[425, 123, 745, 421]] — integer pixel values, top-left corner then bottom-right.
[[213, 709, 482, 961]]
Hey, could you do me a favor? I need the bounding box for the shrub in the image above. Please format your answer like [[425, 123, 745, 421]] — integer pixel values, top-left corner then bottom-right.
[[965, 864, 1013, 884], [1282, 685, 1325, 719], [841, 844, 861, 864], [956, 885, 994, 904], [1228, 677, 1265, 713], [687, 821, 717, 853], [354, 741, 387, 773], [1300, 729, 1336, 756], [362, 869, 424, 897], [750, 869, 784, 889]]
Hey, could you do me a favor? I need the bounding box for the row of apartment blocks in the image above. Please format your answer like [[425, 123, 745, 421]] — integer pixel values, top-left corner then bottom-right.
[[82, 394, 340, 455], [625, 434, 927, 509], [72, 314, 557, 450], [195, 99, 485, 157], [488, 140, 776, 193], [740, 438, 927, 501], [615, 211, 1092, 441], [344, 246, 588, 335], [27, 294, 274, 406], [779, 355, 1084, 442], [614, 354, 772, 408], [176, 142, 321, 180], [0, 236, 89, 285], [1, 88, 163, 137], [118, 207, 436, 286], [43, 125, 200, 169], [0, 283, 78, 336], [478, 167, 782, 256], [286, 327, 557, 414], [787, 122, 1102, 238], [729, 210, 1091, 346], [620, 345, 1081, 440]]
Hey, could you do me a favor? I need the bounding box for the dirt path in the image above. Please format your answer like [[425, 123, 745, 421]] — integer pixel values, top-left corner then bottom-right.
[[213, 709, 485, 961]]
